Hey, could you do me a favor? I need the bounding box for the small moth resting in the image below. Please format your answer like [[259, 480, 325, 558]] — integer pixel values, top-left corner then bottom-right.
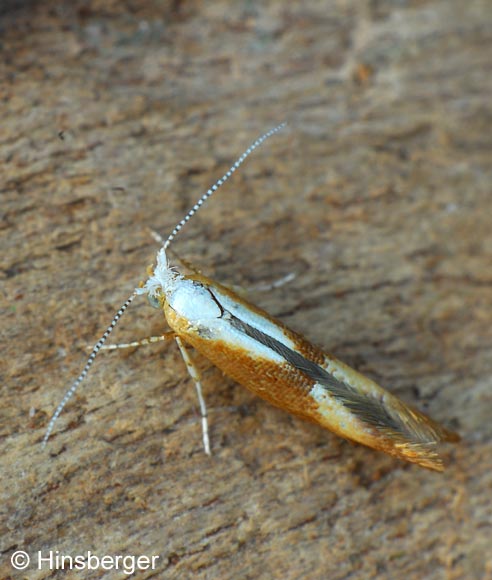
[[43, 123, 459, 471]]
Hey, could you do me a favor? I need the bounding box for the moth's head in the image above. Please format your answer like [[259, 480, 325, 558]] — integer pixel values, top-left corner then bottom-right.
[[136, 248, 180, 307]]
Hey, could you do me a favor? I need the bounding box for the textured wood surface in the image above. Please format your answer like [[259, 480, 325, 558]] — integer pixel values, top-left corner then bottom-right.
[[1, 1, 491, 579]]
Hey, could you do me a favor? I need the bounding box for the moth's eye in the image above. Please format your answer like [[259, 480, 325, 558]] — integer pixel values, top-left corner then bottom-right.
[[147, 295, 160, 309]]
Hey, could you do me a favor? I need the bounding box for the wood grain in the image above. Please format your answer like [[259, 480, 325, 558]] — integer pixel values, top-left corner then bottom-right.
[[1, 1, 491, 579]]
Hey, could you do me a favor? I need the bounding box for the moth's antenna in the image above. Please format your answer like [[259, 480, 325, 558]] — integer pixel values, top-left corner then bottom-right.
[[163, 122, 287, 251], [42, 293, 137, 447]]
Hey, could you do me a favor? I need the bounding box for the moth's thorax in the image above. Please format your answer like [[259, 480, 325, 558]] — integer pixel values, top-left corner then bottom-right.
[[166, 278, 222, 322]]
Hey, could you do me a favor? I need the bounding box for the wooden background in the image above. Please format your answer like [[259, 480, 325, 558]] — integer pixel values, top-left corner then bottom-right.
[[1, 1, 491, 579]]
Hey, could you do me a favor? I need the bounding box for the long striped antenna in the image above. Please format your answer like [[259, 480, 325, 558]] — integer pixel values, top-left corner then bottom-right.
[[42, 293, 137, 447], [42, 122, 286, 447], [163, 122, 287, 250]]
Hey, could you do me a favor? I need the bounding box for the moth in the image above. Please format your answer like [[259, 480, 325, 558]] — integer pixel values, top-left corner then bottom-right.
[[44, 123, 459, 471]]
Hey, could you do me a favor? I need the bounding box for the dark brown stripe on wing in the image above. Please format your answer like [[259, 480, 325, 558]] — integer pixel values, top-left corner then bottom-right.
[[229, 315, 443, 446]]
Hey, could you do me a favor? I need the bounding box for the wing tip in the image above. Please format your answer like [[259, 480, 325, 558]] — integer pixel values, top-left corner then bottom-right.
[[375, 429, 459, 471]]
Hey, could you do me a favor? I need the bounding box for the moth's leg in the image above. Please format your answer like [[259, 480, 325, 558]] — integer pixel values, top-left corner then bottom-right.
[[175, 336, 211, 456], [226, 272, 298, 300], [149, 228, 293, 289], [98, 331, 176, 351], [252, 271, 297, 292]]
